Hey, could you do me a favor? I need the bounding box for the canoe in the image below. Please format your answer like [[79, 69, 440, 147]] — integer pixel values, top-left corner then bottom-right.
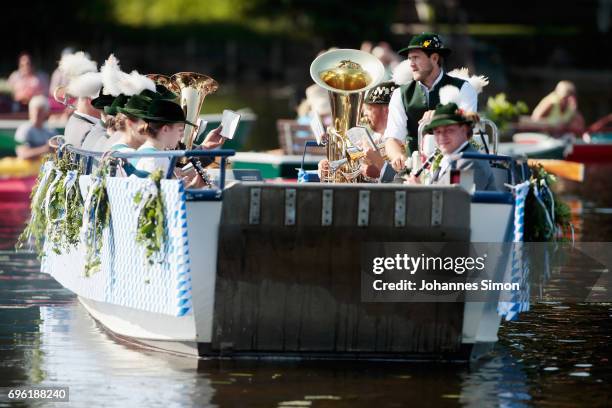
[[230, 152, 323, 179], [565, 132, 612, 163], [498, 132, 567, 159]]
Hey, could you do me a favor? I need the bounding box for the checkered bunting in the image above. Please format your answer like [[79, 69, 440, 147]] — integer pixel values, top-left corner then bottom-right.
[[497, 180, 531, 321], [41, 175, 193, 317]]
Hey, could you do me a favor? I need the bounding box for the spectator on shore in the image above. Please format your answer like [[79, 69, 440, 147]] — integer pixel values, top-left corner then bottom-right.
[[531, 80, 585, 135], [8, 53, 49, 112], [14, 95, 55, 160], [371, 42, 401, 80]]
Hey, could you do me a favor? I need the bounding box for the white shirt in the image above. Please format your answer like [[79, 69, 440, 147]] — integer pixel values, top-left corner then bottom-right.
[[134, 141, 171, 176], [383, 70, 478, 145], [437, 140, 470, 179]]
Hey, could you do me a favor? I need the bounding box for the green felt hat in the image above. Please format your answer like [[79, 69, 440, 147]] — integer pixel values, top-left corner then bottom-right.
[[103, 94, 129, 116], [423, 102, 472, 133], [140, 84, 177, 101], [91, 88, 115, 110], [136, 99, 195, 126], [398, 32, 451, 56], [116, 94, 153, 117], [364, 81, 398, 104]]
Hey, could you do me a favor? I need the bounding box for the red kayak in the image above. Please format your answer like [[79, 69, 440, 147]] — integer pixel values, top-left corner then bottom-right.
[[0, 175, 36, 202], [0, 176, 35, 248], [565, 142, 612, 163]]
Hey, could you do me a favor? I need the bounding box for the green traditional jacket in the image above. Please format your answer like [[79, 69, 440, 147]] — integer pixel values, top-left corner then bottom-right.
[[400, 73, 466, 153]]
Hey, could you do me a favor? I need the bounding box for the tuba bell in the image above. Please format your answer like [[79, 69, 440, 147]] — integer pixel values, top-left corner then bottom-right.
[[146, 74, 181, 96], [170, 72, 219, 150], [310, 49, 385, 183]]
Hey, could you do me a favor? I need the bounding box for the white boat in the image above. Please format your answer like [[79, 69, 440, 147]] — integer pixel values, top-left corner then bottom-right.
[[38, 146, 525, 362], [498, 132, 568, 159]]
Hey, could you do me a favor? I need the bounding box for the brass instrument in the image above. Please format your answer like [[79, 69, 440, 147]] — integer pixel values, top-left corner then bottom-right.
[[309, 49, 384, 183], [347, 143, 387, 161], [52, 86, 77, 110], [170, 72, 218, 150], [146, 74, 180, 95]]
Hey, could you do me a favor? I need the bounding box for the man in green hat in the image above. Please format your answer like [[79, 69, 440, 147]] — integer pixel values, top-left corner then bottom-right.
[[384, 32, 478, 173], [406, 102, 496, 191]]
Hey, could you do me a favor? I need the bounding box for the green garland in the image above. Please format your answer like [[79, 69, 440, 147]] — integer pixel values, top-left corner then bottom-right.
[[46, 157, 82, 254], [524, 164, 572, 242], [134, 169, 166, 264], [17, 155, 56, 255], [83, 166, 111, 276]]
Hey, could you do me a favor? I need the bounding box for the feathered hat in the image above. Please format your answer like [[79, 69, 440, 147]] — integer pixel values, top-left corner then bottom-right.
[[59, 51, 97, 80], [100, 54, 155, 97]]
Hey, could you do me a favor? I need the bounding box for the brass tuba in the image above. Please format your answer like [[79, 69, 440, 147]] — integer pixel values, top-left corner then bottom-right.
[[170, 72, 219, 150], [310, 49, 385, 183], [146, 74, 180, 96]]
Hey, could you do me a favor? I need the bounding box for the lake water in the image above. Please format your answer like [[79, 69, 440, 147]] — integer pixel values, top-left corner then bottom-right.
[[1, 168, 611, 407]]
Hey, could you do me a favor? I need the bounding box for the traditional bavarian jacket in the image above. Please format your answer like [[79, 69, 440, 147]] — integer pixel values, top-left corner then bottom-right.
[[430, 143, 497, 191], [63, 111, 100, 148], [383, 70, 477, 153]]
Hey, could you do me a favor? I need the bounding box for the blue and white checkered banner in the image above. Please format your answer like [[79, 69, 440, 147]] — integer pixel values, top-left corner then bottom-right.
[[498, 180, 531, 321], [41, 175, 193, 317]]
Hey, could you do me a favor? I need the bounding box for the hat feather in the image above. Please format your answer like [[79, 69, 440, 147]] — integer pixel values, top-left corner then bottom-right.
[[66, 72, 103, 98], [391, 60, 413, 86], [101, 54, 125, 96], [467, 75, 489, 94], [119, 70, 156, 96], [448, 67, 489, 94], [59, 51, 97, 80], [439, 85, 461, 106]]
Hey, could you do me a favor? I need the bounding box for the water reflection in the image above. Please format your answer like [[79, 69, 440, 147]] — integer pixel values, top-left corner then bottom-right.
[[1, 162, 612, 406]]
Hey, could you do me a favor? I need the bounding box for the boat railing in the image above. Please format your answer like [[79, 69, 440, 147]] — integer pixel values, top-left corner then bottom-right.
[[60, 144, 236, 201]]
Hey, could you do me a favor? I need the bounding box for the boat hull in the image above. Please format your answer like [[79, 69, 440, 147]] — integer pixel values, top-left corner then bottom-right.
[[44, 180, 515, 362]]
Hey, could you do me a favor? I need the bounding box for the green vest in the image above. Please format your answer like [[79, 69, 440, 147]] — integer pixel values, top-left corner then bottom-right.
[[400, 73, 466, 153]]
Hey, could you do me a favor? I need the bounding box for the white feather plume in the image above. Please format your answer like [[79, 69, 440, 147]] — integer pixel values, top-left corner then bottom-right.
[[66, 72, 103, 98], [101, 54, 125, 96], [467, 75, 489, 94], [391, 60, 413, 86], [118, 70, 156, 96], [439, 85, 461, 106], [59, 51, 97, 80], [447, 67, 489, 94]]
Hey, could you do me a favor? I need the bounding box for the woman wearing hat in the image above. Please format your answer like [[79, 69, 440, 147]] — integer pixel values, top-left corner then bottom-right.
[[383, 32, 478, 172], [405, 102, 496, 191], [109, 94, 149, 154], [133, 99, 193, 176]]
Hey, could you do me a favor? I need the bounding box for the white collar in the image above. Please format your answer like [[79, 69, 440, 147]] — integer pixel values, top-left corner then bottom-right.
[[75, 111, 100, 124], [419, 69, 444, 92], [440, 140, 470, 171]]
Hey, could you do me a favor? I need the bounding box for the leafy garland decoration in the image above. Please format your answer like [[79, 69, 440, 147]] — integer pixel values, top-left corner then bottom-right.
[[17, 156, 56, 255], [81, 165, 111, 276], [43, 156, 82, 254], [133, 169, 166, 264], [524, 164, 572, 242]]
